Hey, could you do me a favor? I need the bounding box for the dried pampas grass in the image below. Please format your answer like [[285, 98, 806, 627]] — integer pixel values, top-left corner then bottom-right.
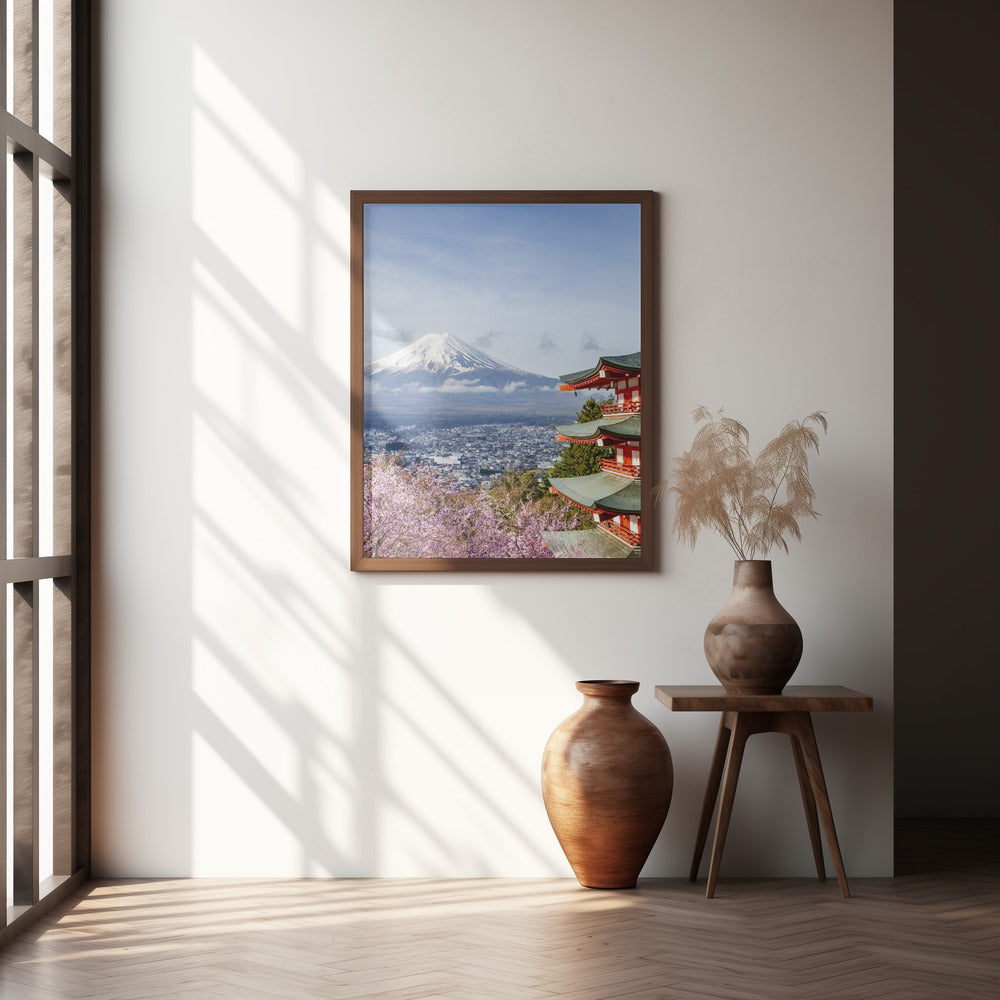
[[660, 407, 828, 560]]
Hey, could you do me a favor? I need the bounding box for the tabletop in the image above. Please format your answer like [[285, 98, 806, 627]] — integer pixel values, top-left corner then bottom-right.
[[654, 685, 874, 713]]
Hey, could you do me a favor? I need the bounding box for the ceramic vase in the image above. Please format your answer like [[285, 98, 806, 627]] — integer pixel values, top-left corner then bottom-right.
[[541, 680, 673, 889], [704, 560, 803, 695]]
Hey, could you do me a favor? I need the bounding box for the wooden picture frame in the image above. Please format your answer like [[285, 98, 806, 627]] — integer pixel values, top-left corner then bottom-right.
[[351, 190, 655, 572]]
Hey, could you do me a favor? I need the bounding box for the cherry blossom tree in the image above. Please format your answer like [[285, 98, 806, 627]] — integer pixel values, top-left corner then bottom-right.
[[363, 456, 581, 559]]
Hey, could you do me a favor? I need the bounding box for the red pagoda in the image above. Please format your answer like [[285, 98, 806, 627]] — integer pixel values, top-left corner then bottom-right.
[[543, 352, 642, 559]]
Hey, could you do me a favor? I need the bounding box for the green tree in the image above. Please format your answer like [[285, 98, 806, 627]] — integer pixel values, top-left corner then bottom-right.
[[488, 467, 591, 530], [545, 396, 613, 483], [489, 468, 547, 506], [576, 397, 606, 423]]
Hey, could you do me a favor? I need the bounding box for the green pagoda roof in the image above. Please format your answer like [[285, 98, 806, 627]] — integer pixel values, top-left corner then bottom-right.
[[560, 351, 642, 386], [555, 413, 641, 442], [548, 472, 642, 515], [541, 529, 640, 559]]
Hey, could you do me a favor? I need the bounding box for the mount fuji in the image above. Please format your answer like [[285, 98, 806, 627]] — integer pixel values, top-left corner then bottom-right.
[[364, 333, 576, 426]]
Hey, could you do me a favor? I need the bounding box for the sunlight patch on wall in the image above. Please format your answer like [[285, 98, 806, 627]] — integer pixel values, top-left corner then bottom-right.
[[192, 259, 350, 567], [374, 587, 566, 876], [192, 49, 304, 330], [189, 46, 357, 872], [192, 46, 302, 196], [308, 177, 351, 374], [190, 512, 358, 875], [191, 728, 301, 877]]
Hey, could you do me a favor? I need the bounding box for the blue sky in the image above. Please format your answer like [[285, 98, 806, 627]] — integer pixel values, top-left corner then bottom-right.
[[363, 201, 641, 378]]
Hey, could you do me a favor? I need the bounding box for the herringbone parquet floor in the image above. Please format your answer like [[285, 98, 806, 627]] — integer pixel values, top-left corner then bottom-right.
[[1, 820, 997, 1000]]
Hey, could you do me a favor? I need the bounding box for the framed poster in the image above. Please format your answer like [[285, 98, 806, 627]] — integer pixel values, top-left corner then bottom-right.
[[350, 190, 654, 571]]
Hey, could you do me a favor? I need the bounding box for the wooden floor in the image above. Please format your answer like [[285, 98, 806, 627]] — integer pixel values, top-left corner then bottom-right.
[[1, 820, 997, 999]]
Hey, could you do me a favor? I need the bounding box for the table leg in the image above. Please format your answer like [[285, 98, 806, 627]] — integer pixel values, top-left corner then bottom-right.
[[789, 713, 851, 898], [706, 712, 753, 899], [689, 714, 731, 881], [790, 733, 826, 881]]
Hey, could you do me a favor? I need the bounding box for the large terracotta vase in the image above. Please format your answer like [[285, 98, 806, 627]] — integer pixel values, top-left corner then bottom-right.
[[704, 560, 803, 695], [541, 680, 673, 889]]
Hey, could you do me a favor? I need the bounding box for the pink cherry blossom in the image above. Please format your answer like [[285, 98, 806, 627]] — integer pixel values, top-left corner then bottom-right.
[[363, 456, 581, 559]]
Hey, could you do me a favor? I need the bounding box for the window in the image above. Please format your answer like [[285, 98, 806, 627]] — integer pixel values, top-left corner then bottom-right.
[[2, 0, 89, 943]]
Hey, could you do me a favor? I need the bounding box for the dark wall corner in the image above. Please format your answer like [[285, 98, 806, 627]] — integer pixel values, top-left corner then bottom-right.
[[895, 0, 1000, 816]]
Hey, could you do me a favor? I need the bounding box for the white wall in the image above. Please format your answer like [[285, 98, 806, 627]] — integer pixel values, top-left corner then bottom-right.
[[95, 0, 893, 877]]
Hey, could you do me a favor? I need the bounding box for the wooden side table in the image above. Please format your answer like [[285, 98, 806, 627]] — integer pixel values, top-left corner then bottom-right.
[[655, 685, 873, 899]]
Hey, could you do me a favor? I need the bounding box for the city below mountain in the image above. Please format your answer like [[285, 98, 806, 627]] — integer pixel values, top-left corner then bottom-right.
[[364, 332, 582, 425]]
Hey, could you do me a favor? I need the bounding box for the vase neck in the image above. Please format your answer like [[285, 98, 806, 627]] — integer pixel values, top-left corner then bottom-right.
[[732, 560, 773, 589]]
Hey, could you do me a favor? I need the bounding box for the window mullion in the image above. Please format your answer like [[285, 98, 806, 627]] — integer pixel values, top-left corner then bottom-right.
[[12, 0, 33, 126], [53, 0, 71, 154], [1, 0, 87, 942], [12, 578, 38, 905], [12, 149, 34, 559], [52, 179, 69, 553], [0, 39, 7, 924]]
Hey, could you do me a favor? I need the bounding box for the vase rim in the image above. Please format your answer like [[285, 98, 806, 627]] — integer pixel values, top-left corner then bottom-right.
[[576, 679, 640, 697]]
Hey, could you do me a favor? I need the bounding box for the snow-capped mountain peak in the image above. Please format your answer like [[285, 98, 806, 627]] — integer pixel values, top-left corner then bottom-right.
[[363, 331, 567, 422], [366, 333, 531, 378]]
